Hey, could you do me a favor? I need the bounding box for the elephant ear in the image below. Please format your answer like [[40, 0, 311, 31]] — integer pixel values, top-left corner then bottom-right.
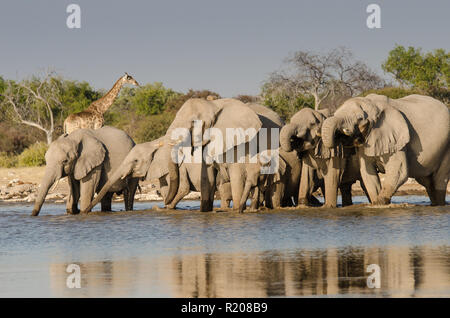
[[273, 155, 287, 183], [146, 144, 170, 181], [363, 106, 410, 157], [74, 134, 106, 180], [212, 102, 262, 153]]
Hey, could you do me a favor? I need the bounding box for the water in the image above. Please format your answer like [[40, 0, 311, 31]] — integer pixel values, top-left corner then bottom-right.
[[0, 196, 449, 297]]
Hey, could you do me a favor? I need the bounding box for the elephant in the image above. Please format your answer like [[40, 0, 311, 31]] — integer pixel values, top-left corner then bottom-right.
[[89, 98, 264, 212], [321, 94, 450, 205], [84, 135, 218, 211], [32, 126, 139, 216], [156, 98, 261, 211], [210, 102, 308, 212], [165, 98, 264, 211], [280, 107, 367, 208], [265, 149, 303, 208]]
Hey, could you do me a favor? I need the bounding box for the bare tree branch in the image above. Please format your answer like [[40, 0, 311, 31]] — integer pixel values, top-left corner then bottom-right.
[[263, 47, 385, 111], [0, 71, 62, 144]]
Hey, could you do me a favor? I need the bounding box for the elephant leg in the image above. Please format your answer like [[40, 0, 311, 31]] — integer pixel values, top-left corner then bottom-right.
[[323, 164, 340, 208], [229, 164, 244, 211], [66, 176, 80, 214], [359, 156, 381, 204], [200, 163, 215, 212], [167, 183, 190, 209], [416, 176, 436, 203], [270, 182, 283, 209], [378, 152, 408, 204], [340, 182, 353, 207], [100, 192, 113, 212], [167, 165, 189, 209], [239, 165, 261, 212], [264, 185, 273, 209], [125, 178, 139, 211], [317, 157, 344, 208], [123, 187, 129, 210], [239, 181, 253, 213], [218, 182, 232, 209], [249, 186, 260, 211], [359, 179, 372, 204], [298, 163, 315, 206], [80, 166, 102, 214], [430, 150, 449, 206]]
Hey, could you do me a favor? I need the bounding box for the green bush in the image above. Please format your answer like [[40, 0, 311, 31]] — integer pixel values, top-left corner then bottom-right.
[[0, 152, 18, 168], [17, 142, 48, 167], [134, 113, 176, 143]]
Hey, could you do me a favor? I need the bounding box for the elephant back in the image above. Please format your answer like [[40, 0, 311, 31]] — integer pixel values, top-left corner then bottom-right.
[[95, 126, 136, 188], [246, 103, 285, 128]]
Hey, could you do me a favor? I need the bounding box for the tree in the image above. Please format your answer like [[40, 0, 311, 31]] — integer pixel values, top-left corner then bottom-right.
[[261, 84, 314, 120], [233, 95, 260, 103], [164, 89, 221, 112], [382, 45, 449, 95], [132, 82, 179, 115], [59, 80, 102, 116], [264, 47, 384, 111], [0, 72, 62, 144]]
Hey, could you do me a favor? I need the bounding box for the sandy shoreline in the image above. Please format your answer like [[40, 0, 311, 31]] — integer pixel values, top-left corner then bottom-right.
[[0, 166, 448, 204]]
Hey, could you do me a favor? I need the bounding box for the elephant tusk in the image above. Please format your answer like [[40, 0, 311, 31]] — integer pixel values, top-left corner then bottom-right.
[[342, 128, 352, 136], [49, 178, 61, 192]]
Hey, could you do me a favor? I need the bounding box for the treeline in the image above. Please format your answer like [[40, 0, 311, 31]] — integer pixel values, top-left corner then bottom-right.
[[0, 45, 448, 167]]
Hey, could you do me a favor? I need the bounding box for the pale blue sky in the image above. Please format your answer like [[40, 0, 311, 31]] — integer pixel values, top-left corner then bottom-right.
[[0, 0, 448, 96]]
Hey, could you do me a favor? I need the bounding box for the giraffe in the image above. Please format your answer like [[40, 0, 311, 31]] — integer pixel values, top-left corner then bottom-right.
[[63, 73, 140, 134]]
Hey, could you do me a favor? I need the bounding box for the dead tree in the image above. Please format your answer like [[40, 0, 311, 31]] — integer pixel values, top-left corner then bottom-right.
[[266, 47, 385, 110], [1, 72, 62, 144]]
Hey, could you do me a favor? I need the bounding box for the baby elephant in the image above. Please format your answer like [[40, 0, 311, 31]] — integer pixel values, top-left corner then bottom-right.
[[32, 126, 139, 216]]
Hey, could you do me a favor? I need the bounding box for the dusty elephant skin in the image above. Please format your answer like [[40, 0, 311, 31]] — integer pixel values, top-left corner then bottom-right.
[[85, 98, 229, 213], [321, 94, 450, 206], [90, 99, 305, 213], [83, 136, 208, 212], [213, 102, 304, 212], [280, 108, 368, 208], [31, 126, 139, 216]]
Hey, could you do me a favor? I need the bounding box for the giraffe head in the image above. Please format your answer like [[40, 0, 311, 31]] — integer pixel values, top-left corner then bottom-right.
[[123, 72, 140, 86]]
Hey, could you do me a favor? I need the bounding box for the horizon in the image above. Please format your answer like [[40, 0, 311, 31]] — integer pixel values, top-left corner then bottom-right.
[[0, 0, 449, 96]]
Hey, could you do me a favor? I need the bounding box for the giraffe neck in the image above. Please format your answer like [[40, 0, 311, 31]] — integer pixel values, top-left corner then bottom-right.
[[88, 77, 124, 114]]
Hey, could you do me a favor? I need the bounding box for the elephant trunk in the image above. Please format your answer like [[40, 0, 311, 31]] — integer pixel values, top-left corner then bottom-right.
[[83, 162, 133, 213], [321, 117, 341, 148], [279, 124, 297, 152], [32, 169, 60, 216], [164, 158, 179, 205]]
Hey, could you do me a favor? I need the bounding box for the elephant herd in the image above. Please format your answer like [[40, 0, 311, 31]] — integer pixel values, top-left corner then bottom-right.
[[31, 94, 449, 216]]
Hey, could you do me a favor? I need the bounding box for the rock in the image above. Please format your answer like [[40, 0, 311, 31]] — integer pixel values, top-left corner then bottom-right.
[[45, 193, 66, 200], [26, 193, 37, 202], [9, 178, 20, 185], [13, 183, 34, 194], [184, 191, 201, 200]]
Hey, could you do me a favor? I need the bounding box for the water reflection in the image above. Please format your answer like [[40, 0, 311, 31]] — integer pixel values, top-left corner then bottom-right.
[[49, 245, 450, 297]]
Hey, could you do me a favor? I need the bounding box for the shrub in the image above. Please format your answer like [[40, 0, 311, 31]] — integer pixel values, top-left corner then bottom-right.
[[134, 113, 176, 143], [0, 152, 18, 168], [17, 142, 48, 167]]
